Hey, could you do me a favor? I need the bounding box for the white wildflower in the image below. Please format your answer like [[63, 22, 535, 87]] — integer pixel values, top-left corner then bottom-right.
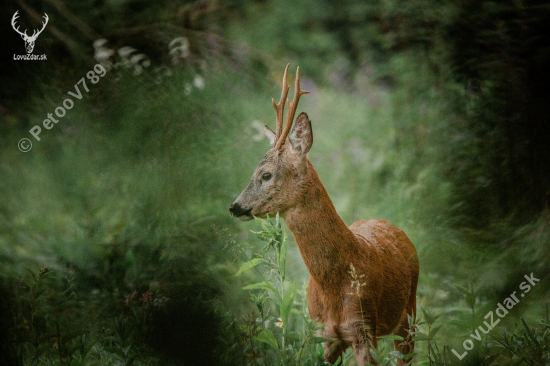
[[118, 46, 136, 58], [193, 75, 205, 90], [169, 37, 190, 64]]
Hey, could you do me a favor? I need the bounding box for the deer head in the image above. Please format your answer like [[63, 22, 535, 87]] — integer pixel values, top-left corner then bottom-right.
[[12, 11, 49, 54], [230, 64, 312, 220]]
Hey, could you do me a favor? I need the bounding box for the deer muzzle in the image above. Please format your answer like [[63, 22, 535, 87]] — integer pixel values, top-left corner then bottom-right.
[[229, 202, 253, 220]]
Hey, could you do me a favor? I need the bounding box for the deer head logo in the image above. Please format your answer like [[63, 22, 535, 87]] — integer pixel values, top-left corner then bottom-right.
[[11, 11, 49, 54]]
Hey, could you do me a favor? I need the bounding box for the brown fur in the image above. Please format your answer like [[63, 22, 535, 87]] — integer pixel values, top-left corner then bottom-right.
[[231, 113, 419, 365]]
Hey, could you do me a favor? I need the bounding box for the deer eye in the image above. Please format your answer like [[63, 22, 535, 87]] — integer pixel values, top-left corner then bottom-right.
[[262, 173, 272, 181]]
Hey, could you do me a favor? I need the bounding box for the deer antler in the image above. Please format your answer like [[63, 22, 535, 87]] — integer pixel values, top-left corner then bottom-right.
[[11, 11, 28, 38], [272, 64, 290, 141], [273, 66, 309, 151], [30, 13, 49, 40], [11, 11, 48, 40]]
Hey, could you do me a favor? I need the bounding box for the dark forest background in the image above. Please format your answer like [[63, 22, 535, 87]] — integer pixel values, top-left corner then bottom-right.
[[1, 0, 549, 365]]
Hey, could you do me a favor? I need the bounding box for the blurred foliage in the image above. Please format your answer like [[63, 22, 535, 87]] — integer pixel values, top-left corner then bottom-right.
[[1, 0, 550, 364], [228, 0, 550, 226]]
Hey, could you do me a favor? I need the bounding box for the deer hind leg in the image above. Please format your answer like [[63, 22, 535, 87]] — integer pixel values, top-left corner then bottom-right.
[[349, 320, 377, 365], [394, 291, 417, 365], [319, 325, 349, 364], [323, 339, 348, 365]]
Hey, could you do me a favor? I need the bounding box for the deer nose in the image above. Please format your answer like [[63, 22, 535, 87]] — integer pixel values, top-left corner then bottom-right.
[[229, 202, 251, 217]]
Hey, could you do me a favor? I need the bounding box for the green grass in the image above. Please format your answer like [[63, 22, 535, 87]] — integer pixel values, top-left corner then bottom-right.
[[1, 46, 549, 365]]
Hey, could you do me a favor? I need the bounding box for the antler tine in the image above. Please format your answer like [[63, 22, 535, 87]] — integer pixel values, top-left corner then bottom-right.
[[272, 64, 290, 141], [274, 66, 310, 151], [11, 11, 28, 37], [32, 13, 49, 38], [38, 13, 48, 34]]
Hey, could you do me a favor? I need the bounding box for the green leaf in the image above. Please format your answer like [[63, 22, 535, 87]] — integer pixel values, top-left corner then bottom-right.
[[422, 306, 442, 325], [378, 334, 404, 341], [455, 284, 477, 310], [333, 356, 342, 366], [388, 350, 404, 359], [280, 279, 297, 328], [242, 282, 282, 302], [414, 360, 430, 365], [369, 348, 385, 363], [428, 324, 443, 339], [256, 328, 279, 350], [403, 352, 415, 360], [104, 346, 124, 358], [407, 312, 415, 327], [34, 288, 47, 300], [24, 267, 36, 281], [81, 341, 96, 359], [235, 258, 266, 276]]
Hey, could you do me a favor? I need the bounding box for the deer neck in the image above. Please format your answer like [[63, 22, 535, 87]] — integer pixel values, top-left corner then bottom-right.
[[283, 163, 357, 287]]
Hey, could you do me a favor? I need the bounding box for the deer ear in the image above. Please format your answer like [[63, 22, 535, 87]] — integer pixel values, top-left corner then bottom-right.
[[289, 112, 313, 157], [264, 125, 276, 146]]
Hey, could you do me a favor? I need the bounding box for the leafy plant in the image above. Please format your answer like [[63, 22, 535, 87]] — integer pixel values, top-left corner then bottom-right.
[[492, 304, 550, 365], [231, 214, 326, 365]]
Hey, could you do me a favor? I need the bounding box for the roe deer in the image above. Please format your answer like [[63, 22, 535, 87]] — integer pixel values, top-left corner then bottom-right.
[[229, 65, 419, 365]]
